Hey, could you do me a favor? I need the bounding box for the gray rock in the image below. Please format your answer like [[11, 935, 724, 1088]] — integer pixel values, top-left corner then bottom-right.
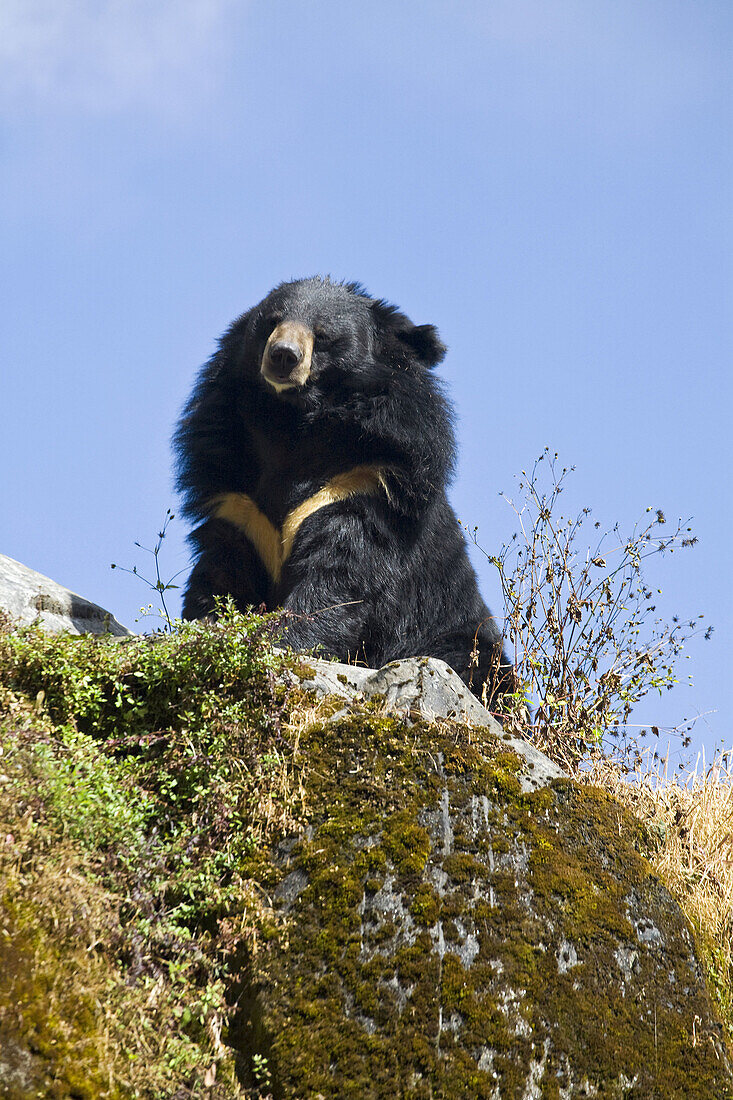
[[0, 553, 130, 636], [288, 655, 374, 698], [366, 655, 500, 724], [291, 654, 566, 790]]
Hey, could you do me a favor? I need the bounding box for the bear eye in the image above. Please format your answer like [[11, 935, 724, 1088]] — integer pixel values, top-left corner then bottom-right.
[[315, 330, 347, 352]]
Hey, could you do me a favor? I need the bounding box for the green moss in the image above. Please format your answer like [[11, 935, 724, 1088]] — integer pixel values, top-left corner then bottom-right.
[[0, 900, 114, 1097], [443, 852, 484, 883], [247, 716, 733, 1099], [381, 809, 431, 876], [288, 659, 317, 681], [409, 883, 441, 926]]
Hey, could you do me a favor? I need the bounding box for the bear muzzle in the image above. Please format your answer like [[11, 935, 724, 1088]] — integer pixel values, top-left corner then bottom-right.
[[261, 321, 314, 392]]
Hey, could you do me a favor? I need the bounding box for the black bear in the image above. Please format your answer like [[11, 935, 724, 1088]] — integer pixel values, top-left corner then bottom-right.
[[174, 277, 511, 706]]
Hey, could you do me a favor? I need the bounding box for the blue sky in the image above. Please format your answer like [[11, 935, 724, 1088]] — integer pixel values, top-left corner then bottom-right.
[[1, 1, 730, 764]]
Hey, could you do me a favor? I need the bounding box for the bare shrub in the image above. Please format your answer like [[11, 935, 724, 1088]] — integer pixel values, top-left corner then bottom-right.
[[473, 450, 709, 771]]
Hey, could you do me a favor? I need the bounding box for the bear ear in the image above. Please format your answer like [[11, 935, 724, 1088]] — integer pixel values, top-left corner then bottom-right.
[[371, 300, 447, 369]]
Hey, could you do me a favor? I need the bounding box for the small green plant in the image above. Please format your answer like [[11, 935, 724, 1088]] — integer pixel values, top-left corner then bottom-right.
[[111, 508, 184, 630], [33, 724, 153, 852], [252, 1052, 272, 1089], [474, 451, 710, 771]]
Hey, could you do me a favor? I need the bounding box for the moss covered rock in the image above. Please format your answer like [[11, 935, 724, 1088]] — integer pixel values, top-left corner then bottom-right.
[[243, 713, 732, 1099]]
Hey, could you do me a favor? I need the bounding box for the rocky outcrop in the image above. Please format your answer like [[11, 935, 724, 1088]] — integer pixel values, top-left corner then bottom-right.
[[0, 561, 729, 1097], [0, 553, 129, 635], [242, 711, 732, 1099]]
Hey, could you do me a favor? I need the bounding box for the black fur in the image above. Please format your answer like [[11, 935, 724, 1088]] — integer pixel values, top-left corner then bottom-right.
[[174, 277, 511, 706]]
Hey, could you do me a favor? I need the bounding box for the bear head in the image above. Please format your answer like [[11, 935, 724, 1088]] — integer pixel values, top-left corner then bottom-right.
[[224, 277, 447, 401]]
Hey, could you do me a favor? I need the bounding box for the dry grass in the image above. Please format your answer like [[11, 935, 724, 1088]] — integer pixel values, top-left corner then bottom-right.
[[583, 747, 733, 1036]]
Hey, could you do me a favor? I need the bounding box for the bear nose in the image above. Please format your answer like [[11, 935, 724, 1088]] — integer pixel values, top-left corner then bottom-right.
[[268, 341, 302, 377]]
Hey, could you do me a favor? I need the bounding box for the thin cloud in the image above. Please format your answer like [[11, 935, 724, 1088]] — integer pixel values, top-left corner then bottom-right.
[[0, 0, 238, 117]]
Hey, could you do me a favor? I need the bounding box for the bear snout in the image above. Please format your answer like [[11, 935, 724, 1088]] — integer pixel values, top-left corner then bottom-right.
[[261, 321, 314, 391], [269, 341, 301, 375]]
